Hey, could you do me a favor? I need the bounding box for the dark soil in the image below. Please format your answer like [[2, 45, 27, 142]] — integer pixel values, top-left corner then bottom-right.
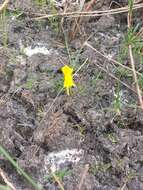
[[0, 0, 143, 190]]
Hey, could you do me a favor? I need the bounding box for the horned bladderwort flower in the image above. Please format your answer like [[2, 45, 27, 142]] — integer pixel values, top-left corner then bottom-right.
[[61, 65, 75, 95]]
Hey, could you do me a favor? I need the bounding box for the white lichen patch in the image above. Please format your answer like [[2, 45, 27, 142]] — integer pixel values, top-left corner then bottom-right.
[[18, 40, 53, 57], [44, 149, 83, 172], [23, 45, 51, 57]]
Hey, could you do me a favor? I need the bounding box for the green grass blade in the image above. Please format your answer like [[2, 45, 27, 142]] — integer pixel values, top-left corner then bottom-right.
[[0, 145, 43, 190]]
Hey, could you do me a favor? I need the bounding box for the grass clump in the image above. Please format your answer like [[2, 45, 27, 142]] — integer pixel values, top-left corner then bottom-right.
[[118, 25, 143, 67], [124, 26, 143, 63]]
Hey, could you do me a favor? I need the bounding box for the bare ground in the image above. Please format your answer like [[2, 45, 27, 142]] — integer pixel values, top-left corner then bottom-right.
[[0, 0, 143, 190]]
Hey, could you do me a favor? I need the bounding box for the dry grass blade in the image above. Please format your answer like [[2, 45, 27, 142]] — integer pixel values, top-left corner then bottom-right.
[[128, 44, 143, 107], [69, 0, 96, 40], [136, 26, 143, 37], [95, 63, 137, 94], [0, 168, 16, 190], [33, 3, 143, 20], [120, 182, 127, 190], [127, 1, 143, 108], [84, 42, 142, 77], [77, 164, 89, 190], [69, 0, 86, 40], [51, 170, 65, 190], [0, 0, 9, 12]]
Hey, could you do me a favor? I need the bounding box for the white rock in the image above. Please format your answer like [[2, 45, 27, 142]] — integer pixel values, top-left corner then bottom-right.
[[23, 45, 51, 57], [45, 149, 83, 172]]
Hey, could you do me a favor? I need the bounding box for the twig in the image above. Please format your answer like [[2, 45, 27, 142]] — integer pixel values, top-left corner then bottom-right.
[[127, 1, 143, 108], [77, 164, 89, 190], [33, 3, 143, 20], [95, 63, 137, 94], [84, 42, 142, 77], [0, 168, 16, 190], [74, 58, 88, 75], [0, 0, 9, 12], [39, 87, 63, 124]]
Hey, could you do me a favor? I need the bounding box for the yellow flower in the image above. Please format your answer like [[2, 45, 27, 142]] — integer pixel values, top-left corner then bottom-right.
[[61, 65, 75, 95]]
